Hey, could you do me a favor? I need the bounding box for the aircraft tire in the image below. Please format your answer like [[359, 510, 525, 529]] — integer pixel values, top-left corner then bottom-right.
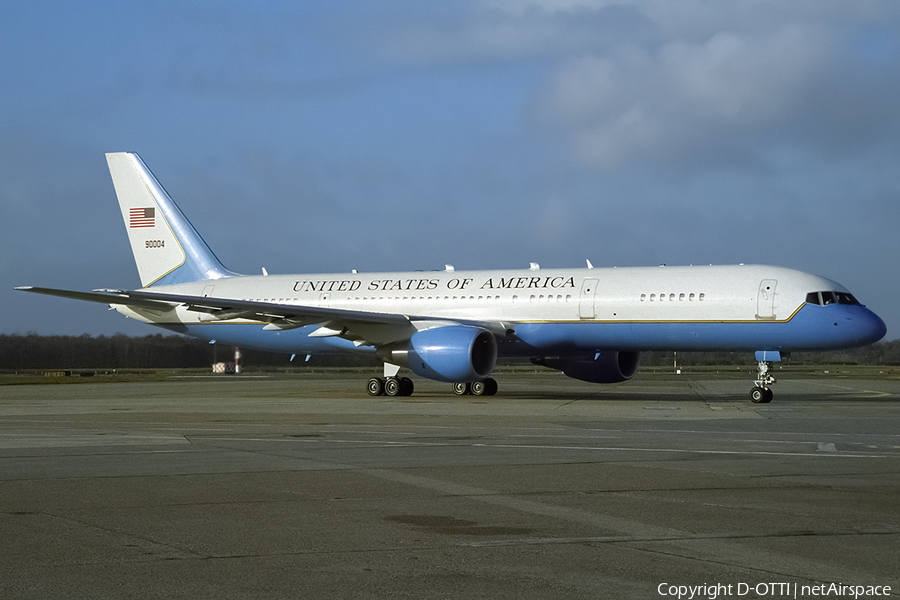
[[470, 380, 486, 396], [482, 377, 498, 396], [384, 377, 401, 397], [750, 386, 773, 403], [367, 377, 384, 396], [400, 377, 414, 397], [452, 382, 470, 396]]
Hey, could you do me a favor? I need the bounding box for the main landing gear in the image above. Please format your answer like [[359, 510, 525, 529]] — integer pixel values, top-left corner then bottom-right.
[[365, 376, 499, 397], [749, 360, 775, 403], [366, 376, 414, 397], [452, 378, 498, 397]]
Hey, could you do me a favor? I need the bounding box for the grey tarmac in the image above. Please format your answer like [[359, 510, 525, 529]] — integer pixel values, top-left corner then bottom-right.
[[1, 370, 898, 599]]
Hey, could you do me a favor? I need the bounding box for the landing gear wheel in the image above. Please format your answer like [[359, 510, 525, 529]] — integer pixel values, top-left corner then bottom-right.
[[470, 380, 486, 396], [384, 377, 402, 397], [452, 382, 470, 396], [750, 359, 777, 403], [399, 377, 414, 397], [366, 377, 385, 396], [750, 386, 773, 403], [482, 377, 498, 396]]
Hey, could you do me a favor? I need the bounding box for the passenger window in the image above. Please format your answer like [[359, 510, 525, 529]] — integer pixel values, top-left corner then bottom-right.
[[669, 293, 675, 301], [641, 294, 646, 301], [650, 294, 656, 301], [699, 293, 705, 301], [679, 293, 685, 301], [689, 293, 695, 301]]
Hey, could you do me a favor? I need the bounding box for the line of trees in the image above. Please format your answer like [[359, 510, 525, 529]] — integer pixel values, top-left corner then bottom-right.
[[0, 334, 377, 370], [1, 333, 898, 371], [642, 341, 900, 367]]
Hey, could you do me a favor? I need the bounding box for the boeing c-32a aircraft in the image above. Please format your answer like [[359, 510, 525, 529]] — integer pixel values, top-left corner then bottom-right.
[[18, 153, 887, 402]]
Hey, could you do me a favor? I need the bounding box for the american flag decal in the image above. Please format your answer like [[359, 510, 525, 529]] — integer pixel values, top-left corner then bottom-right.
[[129, 207, 155, 228]]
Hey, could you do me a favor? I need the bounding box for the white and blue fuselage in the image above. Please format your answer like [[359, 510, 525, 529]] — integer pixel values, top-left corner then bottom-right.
[[116, 264, 884, 357], [18, 152, 886, 401]]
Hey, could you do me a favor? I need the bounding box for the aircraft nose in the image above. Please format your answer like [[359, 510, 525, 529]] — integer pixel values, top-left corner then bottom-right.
[[855, 308, 887, 346]]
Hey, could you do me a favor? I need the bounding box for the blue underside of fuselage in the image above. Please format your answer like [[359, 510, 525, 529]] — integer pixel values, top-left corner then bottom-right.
[[153, 303, 885, 358]]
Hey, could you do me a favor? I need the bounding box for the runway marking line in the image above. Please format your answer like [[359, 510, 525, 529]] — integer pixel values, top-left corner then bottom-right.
[[191, 436, 893, 458]]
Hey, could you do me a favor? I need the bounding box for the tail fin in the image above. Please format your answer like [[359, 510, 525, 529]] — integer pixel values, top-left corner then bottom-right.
[[106, 152, 235, 287]]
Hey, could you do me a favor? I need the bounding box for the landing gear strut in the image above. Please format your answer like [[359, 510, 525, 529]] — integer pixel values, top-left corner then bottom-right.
[[749, 360, 775, 403], [452, 378, 498, 396]]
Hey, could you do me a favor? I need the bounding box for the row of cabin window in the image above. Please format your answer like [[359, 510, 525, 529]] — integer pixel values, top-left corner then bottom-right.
[[246, 295, 574, 304], [347, 295, 574, 304], [640, 292, 705, 302]]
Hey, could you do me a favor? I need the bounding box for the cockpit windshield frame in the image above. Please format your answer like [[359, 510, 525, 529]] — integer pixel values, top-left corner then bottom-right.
[[805, 291, 859, 306]]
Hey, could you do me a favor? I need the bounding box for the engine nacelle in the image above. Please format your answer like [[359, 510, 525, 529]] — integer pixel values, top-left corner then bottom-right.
[[532, 351, 640, 384], [377, 325, 498, 383]]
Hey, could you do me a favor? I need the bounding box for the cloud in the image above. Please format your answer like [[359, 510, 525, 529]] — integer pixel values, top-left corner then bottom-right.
[[376, 2, 657, 65], [536, 25, 849, 170]]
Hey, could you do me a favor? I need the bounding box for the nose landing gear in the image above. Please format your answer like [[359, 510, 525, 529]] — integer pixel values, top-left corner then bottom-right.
[[749, 357, 776, 403]]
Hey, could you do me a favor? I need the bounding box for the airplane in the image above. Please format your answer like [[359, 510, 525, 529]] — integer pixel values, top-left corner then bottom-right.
[[17, 152, 887, 402]]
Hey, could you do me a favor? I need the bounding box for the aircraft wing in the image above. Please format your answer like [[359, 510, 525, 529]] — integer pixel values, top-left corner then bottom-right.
[[16, 286, 508, 346], [126, 289, 411, 328], [15, 286, 180, 310]]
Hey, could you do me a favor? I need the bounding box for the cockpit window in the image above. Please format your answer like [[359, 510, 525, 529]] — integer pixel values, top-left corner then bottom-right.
[[835, 292, 859, 305], [806, 291, 860, 306]]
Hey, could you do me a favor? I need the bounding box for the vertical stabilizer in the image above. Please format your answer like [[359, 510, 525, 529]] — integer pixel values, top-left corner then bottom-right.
[[106, 152, 235, 287]]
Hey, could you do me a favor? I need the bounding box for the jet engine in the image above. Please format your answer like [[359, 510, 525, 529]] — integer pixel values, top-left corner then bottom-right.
[[532, 351, 640, 384], [377, 325, 498, 383]]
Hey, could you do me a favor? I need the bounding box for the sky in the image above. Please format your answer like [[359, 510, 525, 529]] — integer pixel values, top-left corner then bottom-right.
[[2, 0, 899, 341]]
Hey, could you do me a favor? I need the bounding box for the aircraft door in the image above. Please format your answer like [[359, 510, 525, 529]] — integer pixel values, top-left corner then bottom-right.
[[756, 279, 777, 320], [579, 278, 598, 319]]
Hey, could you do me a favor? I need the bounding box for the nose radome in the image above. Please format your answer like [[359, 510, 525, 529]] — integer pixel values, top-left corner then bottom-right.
[[856, 309, 887, 346]]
